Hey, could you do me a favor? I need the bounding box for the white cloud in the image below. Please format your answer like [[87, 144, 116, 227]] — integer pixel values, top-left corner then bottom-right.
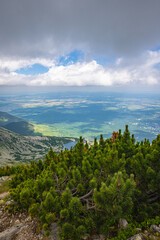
[[0, 58, 54, 72], [0, 50, 160, 87]]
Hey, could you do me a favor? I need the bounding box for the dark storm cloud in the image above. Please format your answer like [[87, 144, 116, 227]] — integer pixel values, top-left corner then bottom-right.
[[0, 0, 160, 58]]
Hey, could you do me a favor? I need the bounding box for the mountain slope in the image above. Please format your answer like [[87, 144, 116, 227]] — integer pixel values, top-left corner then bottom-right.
[[0, 127, 76, 166], [4, 121, 42, 136], [0, 111, 39, 136], [0, 111, 21, 126]]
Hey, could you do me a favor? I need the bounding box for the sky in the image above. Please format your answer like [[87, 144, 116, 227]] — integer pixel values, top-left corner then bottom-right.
[[0, 0, 160, 90]]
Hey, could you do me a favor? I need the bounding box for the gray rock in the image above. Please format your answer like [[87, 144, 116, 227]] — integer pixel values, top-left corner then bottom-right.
[[5, 201, 12, 205], [92, 235, 101, 240], [50, 223, 60, 240], [99, 235, 106, 239], [24, 216, 32, 223], [82, 234, 90, 240], [15, 219, 21, 225], [118, 218, 128, 229], [127, 234, 143, 240], [1, 176, 9, 181], [92, 235, 106, 240], [136, 228, 142, 232], [37, 234, 43, 240], [150, 225, 160, 233], [0, 223, 25, 240], [148, 235, 159, 240]]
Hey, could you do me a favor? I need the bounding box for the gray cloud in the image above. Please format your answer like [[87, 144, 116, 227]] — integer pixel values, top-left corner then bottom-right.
[[0, 0, 160, 59]]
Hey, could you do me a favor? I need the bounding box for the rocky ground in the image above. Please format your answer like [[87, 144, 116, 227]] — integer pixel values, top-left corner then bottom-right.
[[0, 202, 47, 240], [0, 177, 53, 240]]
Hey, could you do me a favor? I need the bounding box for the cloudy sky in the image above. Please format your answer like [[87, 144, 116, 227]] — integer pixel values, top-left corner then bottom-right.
[[0, 0, 160, 89]]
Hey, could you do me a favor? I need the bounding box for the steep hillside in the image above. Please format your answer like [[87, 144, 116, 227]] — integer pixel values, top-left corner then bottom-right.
[[0, 127, 76, 166], [4, 121, 42, 136], [0, 111, 21, 126], [0, 111, 39, 136]]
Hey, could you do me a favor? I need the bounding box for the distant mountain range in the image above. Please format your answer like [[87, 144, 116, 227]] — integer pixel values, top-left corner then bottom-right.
[[0, 111, 41, 136], [0, 126, 76, 166]]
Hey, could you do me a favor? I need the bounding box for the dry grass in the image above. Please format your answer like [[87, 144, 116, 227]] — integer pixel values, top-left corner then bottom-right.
[[0, 180, 9, 194]]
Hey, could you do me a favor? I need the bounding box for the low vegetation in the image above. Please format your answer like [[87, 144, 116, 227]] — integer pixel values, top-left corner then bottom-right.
[[3, 126, 160, 239]]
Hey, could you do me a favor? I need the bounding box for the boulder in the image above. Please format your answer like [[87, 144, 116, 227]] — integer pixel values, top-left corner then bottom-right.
[[118, 218, 128, 229], [150, 225, 160, 233]]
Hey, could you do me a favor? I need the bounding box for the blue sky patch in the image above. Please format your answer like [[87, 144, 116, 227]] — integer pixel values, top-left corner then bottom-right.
[[93, 56, 115, 66], [154, 62, 160, 70], [57, 50, 84, 66], [94, 57, 109, 66], [151, 45, 160, 52], [15, 63, 49, 75]]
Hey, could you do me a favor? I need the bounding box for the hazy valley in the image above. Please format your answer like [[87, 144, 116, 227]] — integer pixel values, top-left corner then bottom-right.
[[0, 90, 159, 142]]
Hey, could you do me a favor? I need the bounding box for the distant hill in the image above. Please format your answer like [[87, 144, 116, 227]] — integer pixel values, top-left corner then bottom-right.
[[4, 121, 42, 136], [0, 111, 21, 126], [0, 111, 40, 136], [0, 127, 76, 166]]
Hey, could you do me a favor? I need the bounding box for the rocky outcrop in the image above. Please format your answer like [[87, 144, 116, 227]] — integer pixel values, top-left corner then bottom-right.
[[0, 223, 25, 240], [0, 204, 44, 240]]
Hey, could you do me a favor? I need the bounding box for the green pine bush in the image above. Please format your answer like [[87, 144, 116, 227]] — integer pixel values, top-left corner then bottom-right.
[[8, 126, 160, 239]]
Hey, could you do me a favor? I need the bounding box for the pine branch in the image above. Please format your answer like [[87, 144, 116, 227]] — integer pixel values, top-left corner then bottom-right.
[[61, 175, 69, 185], [72, 190, 78, 196], [83, 198, 96, 210], [79, 189, 93, 200], [54, 173, 61, 193]]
